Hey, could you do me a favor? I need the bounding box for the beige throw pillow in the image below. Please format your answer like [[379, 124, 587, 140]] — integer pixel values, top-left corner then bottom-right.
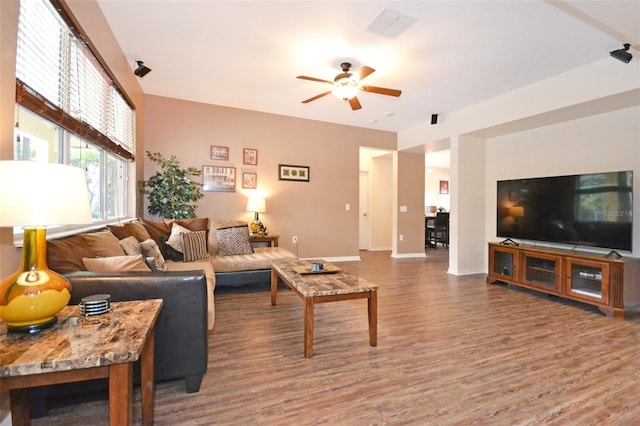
[[118, 236, 142, 256], [83, 255, 151, 272], [140, 239, 167, 271], [82, 230, 126, 257], [167, 223, 191, 253]]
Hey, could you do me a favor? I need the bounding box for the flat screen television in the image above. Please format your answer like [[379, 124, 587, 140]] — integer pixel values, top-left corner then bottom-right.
[[497, 171, 633, 251]]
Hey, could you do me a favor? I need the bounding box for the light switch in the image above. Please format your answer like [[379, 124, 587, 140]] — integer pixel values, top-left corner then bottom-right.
[[400, 205, 408, 212], [345, 203, 350, 211]]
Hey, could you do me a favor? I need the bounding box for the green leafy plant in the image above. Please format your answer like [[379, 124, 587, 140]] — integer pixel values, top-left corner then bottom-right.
[[139, 151, 204, 219]]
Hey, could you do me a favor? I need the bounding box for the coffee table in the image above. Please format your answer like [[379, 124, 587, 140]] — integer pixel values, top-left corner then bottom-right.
[[0, 299, 162, 426], [271, 259, 378, 358]]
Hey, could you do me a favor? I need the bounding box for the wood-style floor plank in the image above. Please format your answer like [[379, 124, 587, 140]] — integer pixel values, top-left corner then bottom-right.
[[32, 249, 640, 425]]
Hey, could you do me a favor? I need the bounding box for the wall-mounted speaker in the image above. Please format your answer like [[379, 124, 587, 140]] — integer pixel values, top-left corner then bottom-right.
[[430, 114, 438, 125]]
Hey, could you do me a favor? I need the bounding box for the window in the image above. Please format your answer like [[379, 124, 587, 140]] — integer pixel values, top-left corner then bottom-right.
[[14, 0, 134, 234]]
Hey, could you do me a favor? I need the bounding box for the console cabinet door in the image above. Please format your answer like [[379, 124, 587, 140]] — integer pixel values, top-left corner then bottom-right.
[[565, 258, 610, 305], [521, 251, 563, 294], [489, 245, 519, 282]]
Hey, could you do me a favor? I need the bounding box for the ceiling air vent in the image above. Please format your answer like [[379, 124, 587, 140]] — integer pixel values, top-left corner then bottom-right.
[[365, 9, 417, 39]]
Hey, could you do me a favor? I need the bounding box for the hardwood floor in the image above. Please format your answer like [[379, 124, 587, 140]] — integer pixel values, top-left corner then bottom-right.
[[33, 249, 640, 425]]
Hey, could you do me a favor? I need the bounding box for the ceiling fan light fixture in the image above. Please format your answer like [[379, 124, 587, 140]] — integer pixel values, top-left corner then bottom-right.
[[332, 77, 360, 100]]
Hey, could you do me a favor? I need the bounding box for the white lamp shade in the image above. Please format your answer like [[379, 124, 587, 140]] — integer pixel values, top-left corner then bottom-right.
[[246, 197, 266, 213], [0, 161, 93, 226]]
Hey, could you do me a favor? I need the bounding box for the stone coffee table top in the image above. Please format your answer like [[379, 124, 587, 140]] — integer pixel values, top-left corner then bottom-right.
[[272, 259, 378, 297]]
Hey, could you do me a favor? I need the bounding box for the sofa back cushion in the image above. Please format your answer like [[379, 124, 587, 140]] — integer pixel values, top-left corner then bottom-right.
[[108, 221, 152, 242], [47, 234, 96, 272], [81, 230, 126, 257], [164, 218, 209, 234], [83, 254, 152, 272]]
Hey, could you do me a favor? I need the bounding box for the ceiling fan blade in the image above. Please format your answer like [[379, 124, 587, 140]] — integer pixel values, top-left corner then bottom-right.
[[362, 85, 402, 97], [348, 96, 362, 110], [357, 66, 375, 81], [302, 91, 332, 103], [297, 75, 333, 84]]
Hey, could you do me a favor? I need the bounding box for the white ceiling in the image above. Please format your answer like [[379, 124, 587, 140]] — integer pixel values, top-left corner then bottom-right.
[[96, 1, 639, 134]]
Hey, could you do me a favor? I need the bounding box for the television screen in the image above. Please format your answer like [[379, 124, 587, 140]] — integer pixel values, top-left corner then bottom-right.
[[497, 171, 633, 251]]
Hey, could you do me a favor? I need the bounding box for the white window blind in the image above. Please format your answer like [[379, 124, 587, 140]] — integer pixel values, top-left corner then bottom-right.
[[16, 0, 135, 160]]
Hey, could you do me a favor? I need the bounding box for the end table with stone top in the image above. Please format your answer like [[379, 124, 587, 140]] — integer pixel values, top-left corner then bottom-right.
[[0, 299, 162, 426], [271, 259, 377, 358]]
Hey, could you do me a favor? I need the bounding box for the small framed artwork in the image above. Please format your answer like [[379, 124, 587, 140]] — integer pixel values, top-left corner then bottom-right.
[[210, 145, 229, 161], [203, 165, 236, 192], [242, 172, 257, 189], [439, 180, 449, 194], [279, 164, 310, 182], [243, 148, 258, 166]]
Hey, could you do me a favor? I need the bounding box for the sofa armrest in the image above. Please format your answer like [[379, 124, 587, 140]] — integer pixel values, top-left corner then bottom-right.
[[63, 271, 208, 388]]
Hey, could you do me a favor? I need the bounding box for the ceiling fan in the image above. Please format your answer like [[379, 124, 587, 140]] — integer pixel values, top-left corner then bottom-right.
[[297, 62, 402, 111]]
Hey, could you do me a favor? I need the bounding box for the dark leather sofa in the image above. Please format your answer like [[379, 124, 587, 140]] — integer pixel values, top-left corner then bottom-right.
[[31, 270, 208, 416]]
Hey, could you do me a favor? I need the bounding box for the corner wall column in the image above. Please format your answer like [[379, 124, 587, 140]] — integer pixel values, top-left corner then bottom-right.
[[449, 134, 486, 274]]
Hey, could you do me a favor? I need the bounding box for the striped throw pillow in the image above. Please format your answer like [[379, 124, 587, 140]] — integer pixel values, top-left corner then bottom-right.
[[180, 230, 209, 262]]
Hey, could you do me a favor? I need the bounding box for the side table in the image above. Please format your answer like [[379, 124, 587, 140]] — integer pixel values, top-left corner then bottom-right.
[[0, 299, 162, 426], [249, 234, 279, 247]]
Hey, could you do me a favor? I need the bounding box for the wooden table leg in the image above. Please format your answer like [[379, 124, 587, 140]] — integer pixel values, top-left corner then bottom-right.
[[271, 268, 279, 306], [8, 388, 30, 426], [368, 290, 378, 347], [109, 362, 133, 426], [304, 297, 314, 358], [140, 327, 156, 426]]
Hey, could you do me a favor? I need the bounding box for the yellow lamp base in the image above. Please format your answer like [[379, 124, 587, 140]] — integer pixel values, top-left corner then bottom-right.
[[0, 288, 70, 333], [0, 228, 72, 334]]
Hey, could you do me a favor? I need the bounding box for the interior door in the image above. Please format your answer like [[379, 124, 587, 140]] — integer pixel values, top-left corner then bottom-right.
[[359, 171, 370, 250]]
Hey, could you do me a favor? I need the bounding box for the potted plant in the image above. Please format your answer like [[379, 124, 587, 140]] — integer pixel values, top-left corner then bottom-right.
[[139, 151, 204, 219]]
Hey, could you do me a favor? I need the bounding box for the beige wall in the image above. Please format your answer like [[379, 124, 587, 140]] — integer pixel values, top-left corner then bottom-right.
[[143, 95, 396, 259], [393, 151, 426, 257]]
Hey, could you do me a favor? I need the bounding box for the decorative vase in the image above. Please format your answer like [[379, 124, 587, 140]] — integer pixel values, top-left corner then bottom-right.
[[0, 227, 71, 333]]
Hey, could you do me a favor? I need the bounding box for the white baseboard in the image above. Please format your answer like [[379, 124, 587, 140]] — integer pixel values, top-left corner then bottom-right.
[[368, 246, 392, 251], [391, 252, 427, 259]]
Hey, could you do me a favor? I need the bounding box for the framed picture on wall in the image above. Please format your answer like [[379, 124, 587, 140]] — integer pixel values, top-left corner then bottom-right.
[[243, 148, 258, 165], [439, 180, 449, 194], [242, 172, 257, 189], [203, 165, 236, 192], [278, 164, 309, 182], [210, 145, 229, 161]]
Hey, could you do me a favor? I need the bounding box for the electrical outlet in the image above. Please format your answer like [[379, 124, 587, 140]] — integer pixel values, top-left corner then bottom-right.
[[292, 236, 298, 244], [400, 234, 404, 241]]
